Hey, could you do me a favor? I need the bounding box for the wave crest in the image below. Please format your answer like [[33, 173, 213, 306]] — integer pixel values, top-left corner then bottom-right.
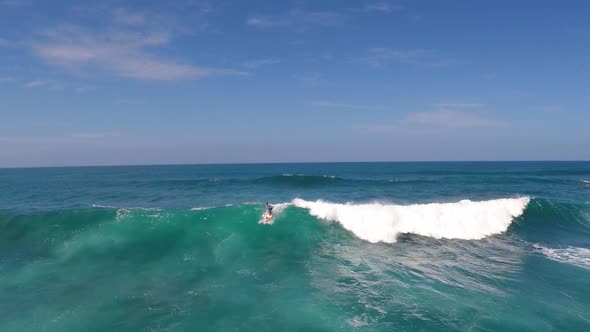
[[293, 197, 530, 243]]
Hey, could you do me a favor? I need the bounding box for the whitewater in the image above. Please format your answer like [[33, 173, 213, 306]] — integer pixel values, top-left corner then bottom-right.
[[293, 197, 530, 242]]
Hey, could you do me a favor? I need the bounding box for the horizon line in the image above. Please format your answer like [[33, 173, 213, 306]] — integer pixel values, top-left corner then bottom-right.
[[1, 160, 589, 170]]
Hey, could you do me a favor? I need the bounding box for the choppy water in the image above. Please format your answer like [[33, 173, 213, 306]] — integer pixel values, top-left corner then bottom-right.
[[1, 162, 590, 331]]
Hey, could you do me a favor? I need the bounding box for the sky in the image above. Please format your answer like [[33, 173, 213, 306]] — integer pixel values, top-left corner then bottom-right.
[[0, 0, 589, 167]]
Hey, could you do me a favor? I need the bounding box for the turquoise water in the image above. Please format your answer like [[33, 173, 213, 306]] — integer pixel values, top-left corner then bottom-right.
[[1, 162, 590, 331]]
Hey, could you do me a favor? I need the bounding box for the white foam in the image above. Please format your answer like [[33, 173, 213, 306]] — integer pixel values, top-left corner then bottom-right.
[[114, 207, 161, 222], [190, 207, 213, 211], [582, 180, 590, 185], [534, 245, 590, 270], [293, 197, 530, 243], [92, 204, 117, 209]]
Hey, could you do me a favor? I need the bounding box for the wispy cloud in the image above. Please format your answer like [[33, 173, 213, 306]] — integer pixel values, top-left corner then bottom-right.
[[311, 101, 374, 110], [364, 48, 454, 67], [404, 110, 504, 128], [402, 102, 503, 128], [364, 2, 403, 13], [0, 77, 14, 83], [367, 103, 504, 132], [410, 103, 506, 128], [24, 80, 50, 88], [241, 58, 281, 69], [246, 9, 344, 29], [30, 9, 246, 81]]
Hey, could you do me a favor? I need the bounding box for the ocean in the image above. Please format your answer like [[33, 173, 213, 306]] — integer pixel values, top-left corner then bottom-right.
[[1, 162, 589, 331]]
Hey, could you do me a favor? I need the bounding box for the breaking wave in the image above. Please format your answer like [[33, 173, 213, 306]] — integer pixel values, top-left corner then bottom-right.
[[293, 197, 530, 243]]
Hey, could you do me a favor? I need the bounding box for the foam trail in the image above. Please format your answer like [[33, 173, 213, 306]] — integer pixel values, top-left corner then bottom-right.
[[534, 245, 590, 270], [293, 197, 530, 243]]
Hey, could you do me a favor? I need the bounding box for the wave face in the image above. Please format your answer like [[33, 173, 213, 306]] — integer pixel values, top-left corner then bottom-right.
[[293, 197, 530, 243]]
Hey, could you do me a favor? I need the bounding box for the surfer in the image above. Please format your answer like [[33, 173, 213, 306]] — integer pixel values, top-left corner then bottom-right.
[[265, 202, 273, 216]]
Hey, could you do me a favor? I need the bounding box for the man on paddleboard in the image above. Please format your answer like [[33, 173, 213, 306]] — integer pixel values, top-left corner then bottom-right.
[[265, 202, 273, 216]]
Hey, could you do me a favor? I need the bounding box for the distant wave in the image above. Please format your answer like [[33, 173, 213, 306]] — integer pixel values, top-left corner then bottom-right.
[[256, 174, 344, 186], [92, 204, 117, 209], [293, 197, 530, 243], [91, 204, 161, 211], [534, 245, 590, 270], [190, 207, 213, 211], [118, 174, 437, 190]]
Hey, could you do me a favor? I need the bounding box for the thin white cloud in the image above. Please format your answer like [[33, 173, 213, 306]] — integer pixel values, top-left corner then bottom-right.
[[241, 58, 281, 69], [246, 9, 344, 29], [364, 2, 403, 13], [367, 102, 504, 132], [24, 80, 50, 88], [31, 16, 245, 81], [364, 48, 454, 67], [0, 77, 14, 82], [405, 110, 505, 128], [311, 101, 373, 110], [403, 102, 504, 127]]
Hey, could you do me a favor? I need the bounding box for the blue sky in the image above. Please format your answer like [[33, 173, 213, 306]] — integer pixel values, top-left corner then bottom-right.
[[1, 0, 589, 167]]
